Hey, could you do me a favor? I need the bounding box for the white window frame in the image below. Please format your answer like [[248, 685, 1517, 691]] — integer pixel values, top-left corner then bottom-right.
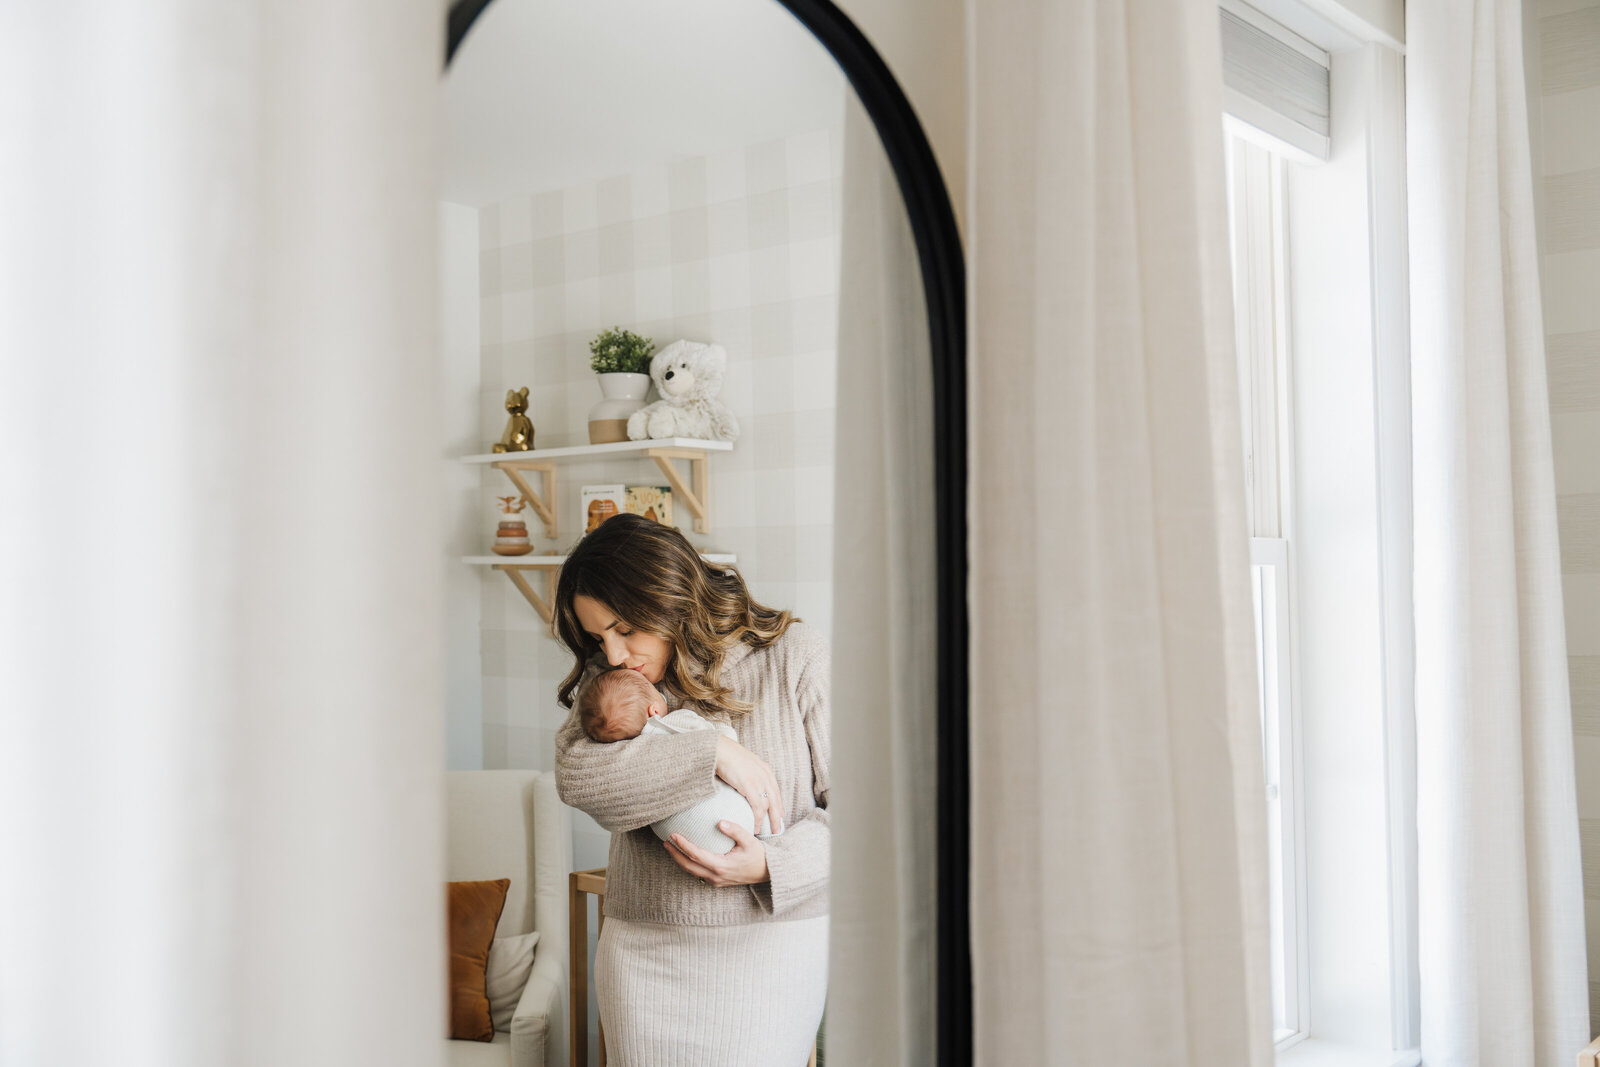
[[1223, 4, 1418, 1066], [1251, 534, 1308, 1048], [1228, 127, 1311, 1053]]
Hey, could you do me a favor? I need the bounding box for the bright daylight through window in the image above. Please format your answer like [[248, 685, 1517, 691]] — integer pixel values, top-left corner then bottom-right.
[[1225, 131, 1303, 1048], [1221, 3, 1418, 1062]]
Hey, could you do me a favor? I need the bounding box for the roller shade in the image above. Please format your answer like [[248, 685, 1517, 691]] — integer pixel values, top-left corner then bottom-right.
[[1221, 1, 1331, 160]]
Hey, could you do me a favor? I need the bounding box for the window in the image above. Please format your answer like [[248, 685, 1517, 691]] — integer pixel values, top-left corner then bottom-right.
[[1226, 130, 1307, 1050], [1221, 5, 1418, 1065], [1252, 536, 1300, 1043]]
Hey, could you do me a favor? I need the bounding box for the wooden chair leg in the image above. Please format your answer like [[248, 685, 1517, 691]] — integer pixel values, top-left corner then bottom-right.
[[808, 1036, 818, 1067], [569, 876, 587, 1067], [596, 900, 607, 1067]]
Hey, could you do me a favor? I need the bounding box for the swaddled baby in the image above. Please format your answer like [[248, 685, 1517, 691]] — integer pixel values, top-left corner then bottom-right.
[[577, 667, 780, 855]]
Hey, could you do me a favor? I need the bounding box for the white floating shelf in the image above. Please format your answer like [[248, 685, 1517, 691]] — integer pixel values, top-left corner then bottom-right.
[[463, 554, 737, 567], [460, 437, 733, 464], [466, 438, 730, 538], [467, 440, 735, 627]]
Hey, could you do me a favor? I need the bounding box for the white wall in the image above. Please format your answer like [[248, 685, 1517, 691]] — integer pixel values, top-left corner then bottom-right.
[[441, 203, 485, 770]]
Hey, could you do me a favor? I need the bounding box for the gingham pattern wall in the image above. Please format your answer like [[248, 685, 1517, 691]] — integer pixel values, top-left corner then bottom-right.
[[474, 127, 843, 822], [1533, 0, 1600, 1027]]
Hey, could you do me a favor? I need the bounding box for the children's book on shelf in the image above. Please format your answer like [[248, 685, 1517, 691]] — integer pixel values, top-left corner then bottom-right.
[[625, 485, 674, 527], [581, 484, 627, 534]]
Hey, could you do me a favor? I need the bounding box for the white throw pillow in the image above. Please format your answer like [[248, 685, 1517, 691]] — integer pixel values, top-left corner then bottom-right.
[[486, 931, 540, 1032]]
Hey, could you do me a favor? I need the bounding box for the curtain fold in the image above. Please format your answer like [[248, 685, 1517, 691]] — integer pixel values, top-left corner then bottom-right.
[[827, 97, 939, 1066], [1407, 2, 1590, 1063], [0, 3, 446, 1063], [967, 1, 1271, 1062]]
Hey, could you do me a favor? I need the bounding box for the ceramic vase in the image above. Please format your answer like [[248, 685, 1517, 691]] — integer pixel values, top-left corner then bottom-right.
[[587, 372, 651, 444]]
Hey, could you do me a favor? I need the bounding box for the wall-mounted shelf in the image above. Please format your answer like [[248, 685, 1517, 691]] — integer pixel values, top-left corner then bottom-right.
[[463, 438, 734, 626], [462, 437, 733, 537], [466, 553, 737, 625], [460, 438, 734, 464]]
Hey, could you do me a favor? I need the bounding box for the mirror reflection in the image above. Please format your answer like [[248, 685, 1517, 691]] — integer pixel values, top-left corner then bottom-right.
[[439, 3, 893, 1064]]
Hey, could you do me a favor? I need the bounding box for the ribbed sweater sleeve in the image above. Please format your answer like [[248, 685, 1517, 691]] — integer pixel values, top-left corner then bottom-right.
[[570, 623, 832, 925], [554, 716, 720, 833], [751, 633, 831, 917]]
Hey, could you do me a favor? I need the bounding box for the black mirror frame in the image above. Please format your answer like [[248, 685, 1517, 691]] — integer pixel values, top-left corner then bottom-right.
[[445, 3, 970, 1061]]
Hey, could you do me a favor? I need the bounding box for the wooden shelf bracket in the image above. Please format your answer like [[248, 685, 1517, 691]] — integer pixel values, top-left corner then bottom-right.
[[474, 443, 722, 629], [494, 563, 559, 629], [645, 448, 711, 533], [493, 459, 557, 539], [470, 554, 731, 629]]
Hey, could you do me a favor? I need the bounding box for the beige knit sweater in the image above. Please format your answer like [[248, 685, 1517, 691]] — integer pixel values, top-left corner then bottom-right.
[[553, 620, 831, 925]]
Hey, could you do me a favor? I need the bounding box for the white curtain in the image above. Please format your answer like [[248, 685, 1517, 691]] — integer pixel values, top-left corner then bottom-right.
[[967, 1, 1272, 1063], [827, 97, 939, 1065], [0, 4, 447, 1065], [1407, 2, 1590, 1063]]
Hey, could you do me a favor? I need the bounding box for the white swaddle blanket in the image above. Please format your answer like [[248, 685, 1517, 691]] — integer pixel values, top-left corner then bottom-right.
[[645, 707, 781, 855]]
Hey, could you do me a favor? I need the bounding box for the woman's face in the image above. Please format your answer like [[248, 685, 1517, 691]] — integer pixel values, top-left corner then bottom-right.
[[573, 594, 672, 684]]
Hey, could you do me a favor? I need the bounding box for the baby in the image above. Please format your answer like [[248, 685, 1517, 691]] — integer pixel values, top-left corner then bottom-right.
[[578, 666, 778, 855]]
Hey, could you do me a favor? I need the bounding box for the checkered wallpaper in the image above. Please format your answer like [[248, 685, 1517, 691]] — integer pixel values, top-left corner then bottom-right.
[[1533, 0, 1600, 1025], [473, 128, 843, 853]]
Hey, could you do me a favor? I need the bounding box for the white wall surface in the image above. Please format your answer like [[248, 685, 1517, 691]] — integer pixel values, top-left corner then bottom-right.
[[441, 202, 485, 770], [443, 0, 844, 204]]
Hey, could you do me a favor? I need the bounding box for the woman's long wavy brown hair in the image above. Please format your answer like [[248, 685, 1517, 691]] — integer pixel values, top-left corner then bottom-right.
[[553, 513, 795, 715]]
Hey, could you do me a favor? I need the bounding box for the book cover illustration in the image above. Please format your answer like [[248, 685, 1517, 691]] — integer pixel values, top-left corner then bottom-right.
[[581, 484, 627, 535], [625, 485, 674, 527]]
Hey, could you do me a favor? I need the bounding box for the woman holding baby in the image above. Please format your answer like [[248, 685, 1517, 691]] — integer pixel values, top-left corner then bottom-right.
[[552, 513, 830, 1067]]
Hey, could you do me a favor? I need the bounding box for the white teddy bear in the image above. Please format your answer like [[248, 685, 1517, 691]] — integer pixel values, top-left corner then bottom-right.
[[626, 340, 741, 443]]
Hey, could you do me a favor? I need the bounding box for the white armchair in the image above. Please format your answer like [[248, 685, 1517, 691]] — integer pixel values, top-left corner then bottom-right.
[[445, 770, 572, 1067]]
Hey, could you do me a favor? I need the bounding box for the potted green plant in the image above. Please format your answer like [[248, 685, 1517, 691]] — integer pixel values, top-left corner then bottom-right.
[[586, 327, 655, 444]]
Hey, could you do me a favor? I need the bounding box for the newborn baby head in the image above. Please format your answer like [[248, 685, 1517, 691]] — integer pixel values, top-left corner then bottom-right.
[[578, 667, 667, 742]]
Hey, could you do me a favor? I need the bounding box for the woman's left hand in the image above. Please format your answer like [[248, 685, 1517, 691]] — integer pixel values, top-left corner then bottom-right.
[[665, 821, 770, 887]]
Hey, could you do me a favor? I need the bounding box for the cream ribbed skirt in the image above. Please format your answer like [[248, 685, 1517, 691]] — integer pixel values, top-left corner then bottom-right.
[[594, 914, 829, 1067]]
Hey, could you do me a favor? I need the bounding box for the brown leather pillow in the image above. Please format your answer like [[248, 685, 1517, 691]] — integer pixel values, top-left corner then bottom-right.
[[447, 878, 511, 1041]]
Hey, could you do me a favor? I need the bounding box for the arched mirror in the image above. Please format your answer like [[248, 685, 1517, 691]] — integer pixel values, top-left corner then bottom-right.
[[441, 2, 966, 1063]]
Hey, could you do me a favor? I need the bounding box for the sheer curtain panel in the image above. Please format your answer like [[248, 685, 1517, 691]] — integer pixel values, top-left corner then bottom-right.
[[1407, 1, 1590, 1064], [967, 0, 1272, 1063], [0, 3, 447, 1064], [827, 98, 940, 1067]]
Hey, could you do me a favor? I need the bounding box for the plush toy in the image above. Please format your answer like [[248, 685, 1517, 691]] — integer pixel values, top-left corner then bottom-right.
[[626, 340, 741, 443]]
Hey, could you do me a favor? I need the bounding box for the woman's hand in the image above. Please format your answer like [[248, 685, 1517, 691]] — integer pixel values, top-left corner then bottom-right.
[[714, 735, 785, 837], [665, 821, 769, 887]]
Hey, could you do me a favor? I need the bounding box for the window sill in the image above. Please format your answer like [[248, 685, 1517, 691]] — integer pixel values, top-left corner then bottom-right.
[[1276, 1038, 1420, 1067]]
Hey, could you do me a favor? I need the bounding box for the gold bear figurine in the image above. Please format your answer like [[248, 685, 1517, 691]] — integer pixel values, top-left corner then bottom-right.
[[493, 387, 535, 453]]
